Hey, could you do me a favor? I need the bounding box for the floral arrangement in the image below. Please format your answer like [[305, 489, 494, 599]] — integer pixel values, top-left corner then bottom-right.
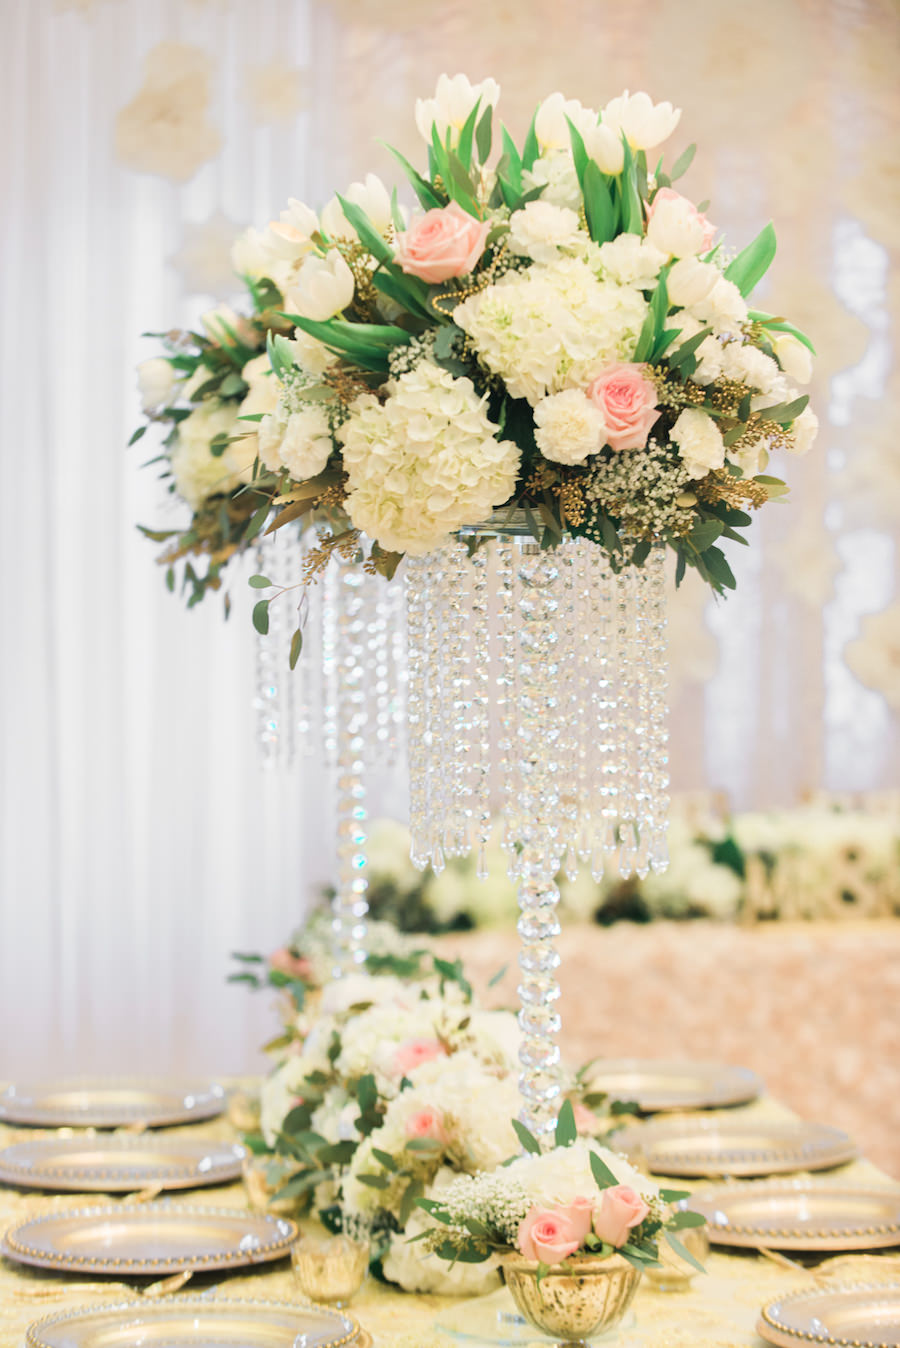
[[339, 800, 900, 930], [414, 1110, 704, 1278], [135, 74, 816, 642]]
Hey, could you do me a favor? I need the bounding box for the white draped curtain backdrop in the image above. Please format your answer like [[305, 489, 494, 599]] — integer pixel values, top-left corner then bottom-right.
[[1, 0, 897, 1077]]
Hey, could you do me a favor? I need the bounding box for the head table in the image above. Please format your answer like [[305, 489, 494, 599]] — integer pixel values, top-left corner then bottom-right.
[[0, 1088, 896, 1348]]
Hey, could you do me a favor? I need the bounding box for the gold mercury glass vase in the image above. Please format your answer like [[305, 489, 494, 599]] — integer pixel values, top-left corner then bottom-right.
[[501, 1254, 642, 1345]]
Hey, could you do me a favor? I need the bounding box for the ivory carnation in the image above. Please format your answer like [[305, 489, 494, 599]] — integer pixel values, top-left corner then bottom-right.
[[602, 91, 681, 151], [787, 405, 819, 455], [721, 342, 783, 395], [414, 73, 500, 148], [508, 201, 581, 264], [534, 389, 606, 465], [339, 361, 520, 555], [595, 233, 666, 288], [688, 275, 748, 334], [646, 188, 716, 258], [670, 407, 725, 477], [262, 406, 333, 480], [395, 202, 489, 284], [454, 258, 648, 405], [522, 151, 582, 210]]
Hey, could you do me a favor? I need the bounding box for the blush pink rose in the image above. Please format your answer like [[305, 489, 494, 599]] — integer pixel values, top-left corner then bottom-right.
[[269, 947, 312, 979], [572, 1101, 603, 1136], [404, 1105, 449, 1144], [592, 1185, 650, 1248], [392, 1037, 447, 1077], [395, 201, 490, 284], [587, 363, 660, 451], [517, 1205, 587, 1265]]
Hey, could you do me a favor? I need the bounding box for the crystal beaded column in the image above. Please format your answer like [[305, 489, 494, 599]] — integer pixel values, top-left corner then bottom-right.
[[513, 544, 565, 1141], [330, 559, 369, 978]]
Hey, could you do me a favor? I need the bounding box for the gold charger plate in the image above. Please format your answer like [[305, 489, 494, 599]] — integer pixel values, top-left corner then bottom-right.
[[758, 1281, 900, 1347], [0, 1135, 246, 1193], [688, 1180, 900, 1251], [1, 1203, 297, 1275], [0, 1077, 225, 1129], [25, 1297, 367, 1348], [615, 1118, 858, 1177], [587, 1058, 761, 1112]]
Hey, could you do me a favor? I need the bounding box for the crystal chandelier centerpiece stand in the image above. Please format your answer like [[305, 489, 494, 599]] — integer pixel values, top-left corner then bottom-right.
[[404, 516, 669, 1142]]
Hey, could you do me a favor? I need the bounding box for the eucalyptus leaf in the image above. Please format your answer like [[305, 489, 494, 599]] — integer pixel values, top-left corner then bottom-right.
[[252, 600, 270, 636]]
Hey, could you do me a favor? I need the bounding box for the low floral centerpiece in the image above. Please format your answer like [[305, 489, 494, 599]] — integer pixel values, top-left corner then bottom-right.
[[415, 1108, 704, 1338], [135, 74, 816, 652]]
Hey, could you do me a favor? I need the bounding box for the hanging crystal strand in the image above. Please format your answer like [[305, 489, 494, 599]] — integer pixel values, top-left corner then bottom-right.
[[296, 572, 320, 756], [646, 545, 671, 873], [468, 545, 493, 879], [610, 562, 637, 877], [424, 550, 452, 872], [253, 537, 291, 764], [442, 541, 474, 857], [631, 560, 654, 878], [591, 544, 618, 876], [556, 541, 581, 882], [320, 559, 340, 770], [495, 540, 523, 881], [405, 554, 432, 869], [388, 575, 409, 758], [331, 560, 369, 978], [514, 543, 565, 1143]]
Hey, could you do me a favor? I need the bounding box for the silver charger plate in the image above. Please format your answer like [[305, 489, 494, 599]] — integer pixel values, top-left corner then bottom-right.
[[0, 1135, 246, 1192], [0, 1077, 226, 1128], [758, 1281, 900, 1347], [688, 1179, 900, 1251], [587, 1058, 761, 1112], [1, 1203, 297, 1275], [615, 1117, 858, 1177], [25, 1297, 366, 1348]]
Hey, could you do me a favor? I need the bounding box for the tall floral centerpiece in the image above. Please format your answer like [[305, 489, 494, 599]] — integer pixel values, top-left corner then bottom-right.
[[136, 73, 815, 1138]]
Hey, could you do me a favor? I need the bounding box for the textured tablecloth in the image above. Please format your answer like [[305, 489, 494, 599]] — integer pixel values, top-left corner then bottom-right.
[[0, 1094, 897, 1348]]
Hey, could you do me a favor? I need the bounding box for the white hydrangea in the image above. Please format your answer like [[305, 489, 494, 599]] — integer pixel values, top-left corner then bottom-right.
[[169, 400, 254, 510], [260, 406, 333, 481], [336, 1002, 446, 1091], [260, 1056, 309, 1147], [595, 233, 667, 288], [339, 360, 520, 555], [670, 407, 725, 478], [521, 150, 582, 211], [318, 972, 412, 1016], [503, 1138, 658, 1210], [533, 388, 606, 465], [454, 258, 648, 406], [310, 1085, 358, 1145], [383, 1177, 502, 1295], [508, 201, 581, 264]]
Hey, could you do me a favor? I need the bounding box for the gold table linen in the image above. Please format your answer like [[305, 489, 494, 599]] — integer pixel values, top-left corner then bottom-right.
[[0, 1094, 896, 1348]]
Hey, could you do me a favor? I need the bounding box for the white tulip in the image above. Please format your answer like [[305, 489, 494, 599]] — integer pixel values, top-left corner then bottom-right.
[[230, 226, 272, 278], [667, 256, 719, 307], [320, 173, 396, 241], [786, 405, 819, 455], [414, 73, 500, 148], [583, 122, 624, 174], [646, 191, 711, 258], [287, 250, 355, 321], [602, 90, 681, 151], [534, 91, 598, 152], [262, 220, 315, 263], [136, 357, 176, 414], [279, 197, 319, 237], [772, 331, 813, 384]]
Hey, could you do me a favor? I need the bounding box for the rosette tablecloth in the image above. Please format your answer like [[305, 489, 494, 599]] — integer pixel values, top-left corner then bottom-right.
[[0, 1092, 897, 1347]]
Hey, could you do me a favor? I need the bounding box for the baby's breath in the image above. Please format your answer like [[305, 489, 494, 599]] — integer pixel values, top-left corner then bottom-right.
[[583, 441, 692, 539]]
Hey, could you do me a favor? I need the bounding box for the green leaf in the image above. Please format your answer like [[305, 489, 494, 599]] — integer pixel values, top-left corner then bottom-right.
[[243, 503, 271, 542], [566, 117, 589, 188], [589, 1149, 620, 1190], [356, 1173, 390, 1190], [499, 125, 523, 196], [399, 1177, 425, 1227], [248, 574, 272, 588], [754, 393, 809, 425], [660, 1187, 692, 1203], [370, 270, 433, 323], [128, 424, 147, 446], [669, 142, 696, 181], [165, 566, 175, 592], [674, 547, 687, 587], [667, 326, 713, 366], [381, 142, 443, 210], [512, 1119, 542, 1156], [487, 962, 508, 988], [668, 1210, 707, 1230], [702, 545, 737, 591], [405, 1137, 444, 1152], [371, 1147, 399, 1172], [665, 1230, 707, 1274], [555, 1099, 577, 1148], [289, 628, 303, 670], [724, 221, 777, 297], [475, 105, 493, 163], [336, 194, 394, 267], [521, 110, 539, 170], [357, 1073, 378, 1115], [598, 512, 623, 554], [582, 160, 616, 244], [252, 599, 270, 635], [316, 1139, 357, 1167], [456, 97, 482, 172], [689, 520, 724, 552], [631, 539, 652, 565], [747, 309, 816, 354], [620, 139, 644, 235]]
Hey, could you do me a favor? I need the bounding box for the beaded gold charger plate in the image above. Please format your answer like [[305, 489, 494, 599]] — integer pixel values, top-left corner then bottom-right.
[[757, 1282, 900, 1347], [587, 1059, 761, 1112], [615, 1118, 857, 1177], [0, 1077, 226, 1129], [688, 1180, 900, 1251], [0, 1135, 246, 1192], [1, 1204, 297, 1275], [25, 1297, 368, 1348]]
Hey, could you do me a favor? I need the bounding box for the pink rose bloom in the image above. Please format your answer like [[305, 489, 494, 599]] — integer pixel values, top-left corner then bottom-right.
[[517, 1204, 588, 1265], [572, 1101, 603, 1135], [392, 1037, 447, 1077], [269, 947, 312, 979], [404, 1105, 449, 1145], [592, 1185, 650, 1248], [587, 363, 660, 451], [395, 201, 490, 284], [646, 187, 716, 258]]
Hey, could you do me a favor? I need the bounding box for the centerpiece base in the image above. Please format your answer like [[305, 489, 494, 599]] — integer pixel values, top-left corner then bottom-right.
[[434, 1282, 637, 1345]]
